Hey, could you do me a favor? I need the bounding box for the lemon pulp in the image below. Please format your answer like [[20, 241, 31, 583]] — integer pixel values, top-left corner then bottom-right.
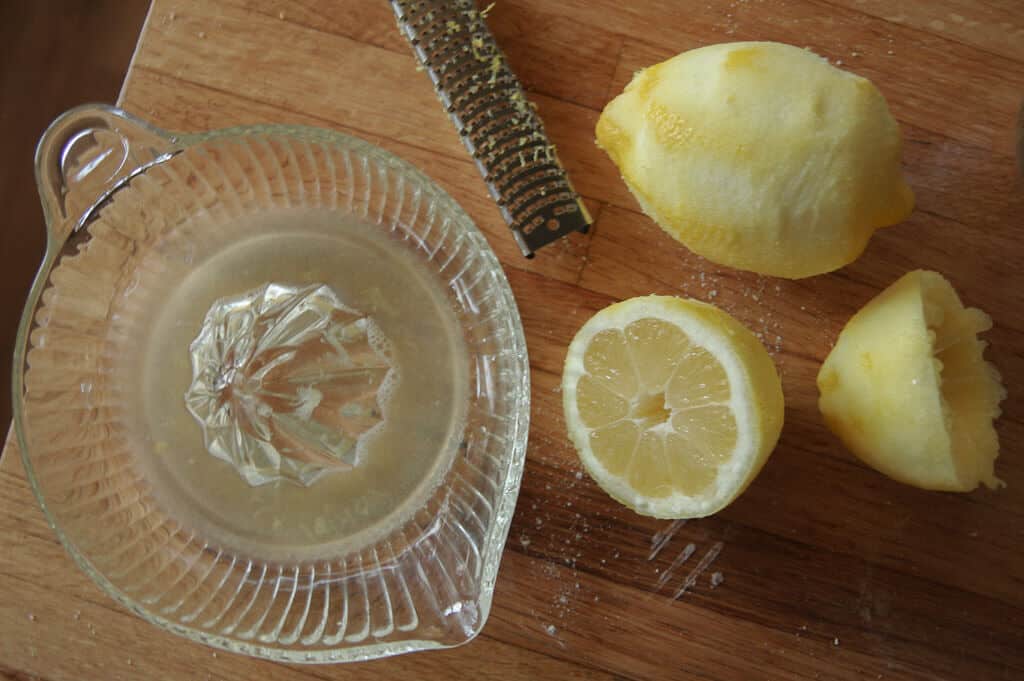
[[563, 296, 783, 518], [818, 270, 1005, 491]]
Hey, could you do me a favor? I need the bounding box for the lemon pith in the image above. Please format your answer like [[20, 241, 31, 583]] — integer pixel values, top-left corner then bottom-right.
[[817, 270, 1006, 491], [596, 41, 914, 279]]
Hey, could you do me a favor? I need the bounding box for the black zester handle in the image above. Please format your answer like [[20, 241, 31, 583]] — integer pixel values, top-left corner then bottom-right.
[[390, 0, 591, 257]]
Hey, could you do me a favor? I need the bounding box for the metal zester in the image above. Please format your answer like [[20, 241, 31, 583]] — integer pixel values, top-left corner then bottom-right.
[[390, 0, 591, 257]]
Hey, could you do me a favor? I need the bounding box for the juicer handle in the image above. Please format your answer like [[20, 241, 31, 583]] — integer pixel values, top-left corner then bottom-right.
[[34, 104, 180, 248]]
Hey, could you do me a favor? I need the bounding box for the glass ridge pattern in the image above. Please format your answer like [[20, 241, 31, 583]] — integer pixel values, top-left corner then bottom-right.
[[16, 108, 529, 662]]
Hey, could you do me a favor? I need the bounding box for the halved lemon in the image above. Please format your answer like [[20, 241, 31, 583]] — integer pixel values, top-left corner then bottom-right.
[[595, 41, 914, 279], [562, 295, 784, 518], [818, 270, 1006, 491]]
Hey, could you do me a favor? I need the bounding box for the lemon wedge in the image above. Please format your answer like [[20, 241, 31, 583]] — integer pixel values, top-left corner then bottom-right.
[[818, 270, 1006, 491], [562, 296, 784, 518]]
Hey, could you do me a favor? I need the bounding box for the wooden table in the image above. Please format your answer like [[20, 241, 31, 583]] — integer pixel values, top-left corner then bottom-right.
[[3, 1, 1023, 679]]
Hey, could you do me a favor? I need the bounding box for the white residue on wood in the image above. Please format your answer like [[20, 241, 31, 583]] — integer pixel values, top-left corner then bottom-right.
[[672, 541, 724, 600], [655, 542, 696, 591], [648, 519, 687, 561]]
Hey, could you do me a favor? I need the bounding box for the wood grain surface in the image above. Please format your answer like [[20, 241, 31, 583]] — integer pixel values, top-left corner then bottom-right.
[[3, 1, 1023, 679]]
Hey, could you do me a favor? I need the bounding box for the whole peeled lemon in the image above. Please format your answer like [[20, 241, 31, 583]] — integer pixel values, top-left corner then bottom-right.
[[596, 41, 915, 279]]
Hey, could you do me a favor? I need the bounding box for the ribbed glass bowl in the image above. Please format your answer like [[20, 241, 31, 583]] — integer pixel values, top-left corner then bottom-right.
[[13, 105, 529, 662]]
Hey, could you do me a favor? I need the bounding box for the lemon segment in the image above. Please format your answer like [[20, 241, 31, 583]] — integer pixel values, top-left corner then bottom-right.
[[817, 270, 1006, 491], [562, 295, 784, 518]]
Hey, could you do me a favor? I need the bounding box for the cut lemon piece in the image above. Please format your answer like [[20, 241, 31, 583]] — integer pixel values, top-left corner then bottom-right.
[[817, 270, 1006, 491], [596, 41, 914, 279], [562, 295, 784, 518]]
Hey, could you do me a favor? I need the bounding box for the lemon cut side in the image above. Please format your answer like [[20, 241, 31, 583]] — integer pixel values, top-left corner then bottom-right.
[[818, 270, 1006, 491], [562, 296, 784, 518]]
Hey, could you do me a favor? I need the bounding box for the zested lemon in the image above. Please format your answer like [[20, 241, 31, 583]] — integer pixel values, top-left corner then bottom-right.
[[818, 270, 1006, 491], [596, 41, 914, 279], [562, 296, 784, 518]]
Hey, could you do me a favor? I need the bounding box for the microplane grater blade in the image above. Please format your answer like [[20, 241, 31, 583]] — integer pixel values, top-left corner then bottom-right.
[[390, 0, 591, 258]]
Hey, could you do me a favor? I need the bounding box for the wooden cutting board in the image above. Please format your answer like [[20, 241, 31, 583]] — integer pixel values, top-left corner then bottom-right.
[[2, 1, 1022, 679]]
